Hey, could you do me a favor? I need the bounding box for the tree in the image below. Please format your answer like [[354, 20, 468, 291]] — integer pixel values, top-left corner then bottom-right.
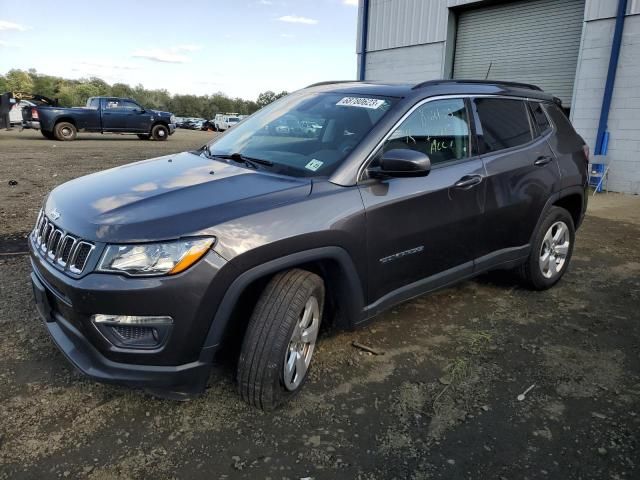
[[5, 69, 34, 93], [257, 91, 276, 108]]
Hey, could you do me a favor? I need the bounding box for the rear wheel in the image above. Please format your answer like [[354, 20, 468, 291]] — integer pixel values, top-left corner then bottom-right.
[[519, 206, 575, 290], [53, 122, 77, 141], [237, 269, 324, 410], [40, 130, 55, 140], [137, 134, 150, 140], [151, 124, 169, 141]]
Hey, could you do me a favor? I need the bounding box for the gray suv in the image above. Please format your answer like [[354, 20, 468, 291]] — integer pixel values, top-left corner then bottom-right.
[[29, 80, 588, 410]]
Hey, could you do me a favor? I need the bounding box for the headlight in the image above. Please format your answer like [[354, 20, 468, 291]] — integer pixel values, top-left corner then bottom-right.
[[97, 238, 214, 276]]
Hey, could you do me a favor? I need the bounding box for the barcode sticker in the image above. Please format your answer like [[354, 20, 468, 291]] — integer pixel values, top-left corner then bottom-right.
[[336, 97, 386, 109]]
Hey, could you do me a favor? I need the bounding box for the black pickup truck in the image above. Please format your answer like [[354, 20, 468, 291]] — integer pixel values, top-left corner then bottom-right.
[[24, 96, 176, 141]]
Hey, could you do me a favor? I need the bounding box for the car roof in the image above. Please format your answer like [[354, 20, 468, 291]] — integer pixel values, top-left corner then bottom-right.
[[303, 79, 557, 103]]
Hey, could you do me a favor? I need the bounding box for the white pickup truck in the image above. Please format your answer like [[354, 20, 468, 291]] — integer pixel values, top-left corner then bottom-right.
[[213, 113, 241, 131]]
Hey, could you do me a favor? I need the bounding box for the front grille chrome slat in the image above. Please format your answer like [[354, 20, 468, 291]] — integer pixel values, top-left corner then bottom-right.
[[47, 229, 63, 260], [57, 236, 76, 267], [69, 242, 94, 274], [32, 211, 95, 275]]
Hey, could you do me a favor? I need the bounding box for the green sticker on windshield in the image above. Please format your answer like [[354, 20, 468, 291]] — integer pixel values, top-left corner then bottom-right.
[[305, 159, 324, 171]]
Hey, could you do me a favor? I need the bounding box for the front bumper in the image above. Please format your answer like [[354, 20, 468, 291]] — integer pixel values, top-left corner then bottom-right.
[[168, 123, 176, 135], [29, 237, 229, 397], [32, 272, 210, 396]]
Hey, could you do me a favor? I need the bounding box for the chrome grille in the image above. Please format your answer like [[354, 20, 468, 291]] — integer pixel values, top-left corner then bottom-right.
[[32, 210, 95, 274]]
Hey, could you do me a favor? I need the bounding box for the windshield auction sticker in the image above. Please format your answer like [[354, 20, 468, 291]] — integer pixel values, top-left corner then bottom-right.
[[305, 159, 324, 171], [336, 97, 386, 109]]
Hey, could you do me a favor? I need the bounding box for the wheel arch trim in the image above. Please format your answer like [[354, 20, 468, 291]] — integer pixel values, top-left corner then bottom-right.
[[531, 186, 585, 245], [199, 246, 365, 360]]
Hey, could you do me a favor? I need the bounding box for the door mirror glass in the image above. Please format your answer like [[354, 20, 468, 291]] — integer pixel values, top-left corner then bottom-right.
[[372, 149, 431, 177]]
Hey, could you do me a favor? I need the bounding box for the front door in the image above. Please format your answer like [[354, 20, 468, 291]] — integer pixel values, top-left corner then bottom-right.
[[358, 98, 487, 308], [101, 98, 150, 132]]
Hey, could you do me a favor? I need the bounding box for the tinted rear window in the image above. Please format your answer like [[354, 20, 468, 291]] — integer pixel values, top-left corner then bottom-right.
[[474, 98, 532, 153]]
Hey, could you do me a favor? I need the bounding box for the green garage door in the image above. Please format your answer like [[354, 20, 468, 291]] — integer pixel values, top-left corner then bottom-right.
[[453, 0, 585, 105]]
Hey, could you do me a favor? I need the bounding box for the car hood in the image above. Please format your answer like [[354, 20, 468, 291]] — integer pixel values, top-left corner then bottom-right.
[[151, 109, 172, 117], [44, 151, 312, 243]]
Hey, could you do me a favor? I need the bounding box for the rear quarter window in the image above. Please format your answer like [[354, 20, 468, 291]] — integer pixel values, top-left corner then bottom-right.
[[529, 101, 552, 135], [544, 103, 576, 137]]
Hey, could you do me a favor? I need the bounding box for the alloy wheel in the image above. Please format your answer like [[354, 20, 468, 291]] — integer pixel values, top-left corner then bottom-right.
[[283, 296, 320, 391], [539, 221, 570, 279]]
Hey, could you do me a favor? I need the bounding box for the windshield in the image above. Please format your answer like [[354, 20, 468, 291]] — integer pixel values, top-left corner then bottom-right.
[[205, 91, 397, 177]]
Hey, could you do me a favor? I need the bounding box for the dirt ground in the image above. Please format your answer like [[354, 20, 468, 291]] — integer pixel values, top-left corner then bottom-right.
[[0, 129, 638, 480]]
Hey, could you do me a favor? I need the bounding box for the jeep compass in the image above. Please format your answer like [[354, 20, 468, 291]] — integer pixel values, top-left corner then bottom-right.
[[29, 80, 588, 410]]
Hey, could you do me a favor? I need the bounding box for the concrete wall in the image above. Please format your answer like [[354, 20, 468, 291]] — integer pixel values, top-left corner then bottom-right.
[[362, 43, 445, 83], [572, 13, 640, 194]]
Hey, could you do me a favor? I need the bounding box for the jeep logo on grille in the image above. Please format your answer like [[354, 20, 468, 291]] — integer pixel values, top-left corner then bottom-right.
[[49, 208, 61, 221]]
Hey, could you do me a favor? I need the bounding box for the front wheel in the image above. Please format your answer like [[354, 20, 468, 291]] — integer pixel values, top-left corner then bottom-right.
[[519, 206, 575, 290], [54, 122, 77, 141], [237, 269, 324, 410], [151, 124, 169, 141]]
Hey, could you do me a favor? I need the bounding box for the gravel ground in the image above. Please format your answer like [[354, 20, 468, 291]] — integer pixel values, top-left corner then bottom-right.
[[0, 129, 639, 479]]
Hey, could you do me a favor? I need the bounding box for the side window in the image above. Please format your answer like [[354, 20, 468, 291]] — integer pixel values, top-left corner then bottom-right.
[[382, 98, 470, 165], [104, 99, 138, 110], [529, 101, 551, 135], [474, 98, 532, 153], [119, 100, 140, 110], [89, 98, 100, 109]]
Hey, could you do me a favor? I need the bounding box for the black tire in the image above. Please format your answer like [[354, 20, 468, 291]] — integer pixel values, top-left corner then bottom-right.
[[237, 269, 325, 411], [137, 134, 151, 140], [40, 130, 55, 140], [518, 206, 575, 290], [151, 124, 169, 141], [53, 121, 77, 141]]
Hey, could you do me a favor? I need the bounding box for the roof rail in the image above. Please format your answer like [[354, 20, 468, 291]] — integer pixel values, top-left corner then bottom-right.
[[306, 80, 360, 88], [412, 79, 543, 92]]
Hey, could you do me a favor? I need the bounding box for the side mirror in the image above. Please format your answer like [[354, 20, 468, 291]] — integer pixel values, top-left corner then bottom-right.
[[370, 149, 431, 178], [135, 108, 145, 114]]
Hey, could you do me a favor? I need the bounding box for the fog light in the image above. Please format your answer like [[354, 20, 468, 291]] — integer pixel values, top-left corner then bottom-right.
[[91, 314, 173, 325], [91, 315, 173, 349]]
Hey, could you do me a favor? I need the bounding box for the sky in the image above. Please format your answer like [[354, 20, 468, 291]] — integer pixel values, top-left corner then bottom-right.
[[0, 0, 359, 100]]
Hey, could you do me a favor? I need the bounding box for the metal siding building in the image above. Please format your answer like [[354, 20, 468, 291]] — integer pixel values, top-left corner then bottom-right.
[[356, 0, 640, 194]]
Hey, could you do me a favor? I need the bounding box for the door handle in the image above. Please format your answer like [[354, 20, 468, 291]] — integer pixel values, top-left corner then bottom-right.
[[534, 155, 554, 166], [453, 175, 483, 189]]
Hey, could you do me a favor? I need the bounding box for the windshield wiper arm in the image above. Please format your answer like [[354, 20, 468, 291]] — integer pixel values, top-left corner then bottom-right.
[[208, 152, 274, 168]]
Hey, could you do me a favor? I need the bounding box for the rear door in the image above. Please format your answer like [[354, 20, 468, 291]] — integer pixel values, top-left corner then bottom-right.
[[358, 97, 487, 307], [473, 97, 561, 267]]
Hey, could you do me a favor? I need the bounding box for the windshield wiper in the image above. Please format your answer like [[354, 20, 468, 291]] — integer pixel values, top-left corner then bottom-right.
[[206, 150, 274, 169]]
